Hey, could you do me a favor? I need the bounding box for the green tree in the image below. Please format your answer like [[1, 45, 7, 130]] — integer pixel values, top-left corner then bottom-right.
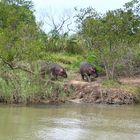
[[75, 7, 140, 79], [0, 0, 42, 64]]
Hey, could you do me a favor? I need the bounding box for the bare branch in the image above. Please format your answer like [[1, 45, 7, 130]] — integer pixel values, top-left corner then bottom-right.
[[56, 16, 71, 32], [0, 56, 35, 74]]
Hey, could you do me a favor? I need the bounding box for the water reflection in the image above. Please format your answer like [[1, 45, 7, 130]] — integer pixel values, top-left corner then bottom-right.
[[0, 104, 140, 140]]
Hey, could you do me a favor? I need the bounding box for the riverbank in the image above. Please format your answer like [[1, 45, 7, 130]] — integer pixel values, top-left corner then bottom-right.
[[0, 72, 140, 105], [66, 77, 140, 105]]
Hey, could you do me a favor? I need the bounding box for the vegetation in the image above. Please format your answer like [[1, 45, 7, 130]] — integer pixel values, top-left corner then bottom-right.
[[0, 0, 140, 104]]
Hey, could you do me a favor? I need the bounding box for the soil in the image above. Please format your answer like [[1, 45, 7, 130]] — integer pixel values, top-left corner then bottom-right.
[[64, 75, 140, 105]]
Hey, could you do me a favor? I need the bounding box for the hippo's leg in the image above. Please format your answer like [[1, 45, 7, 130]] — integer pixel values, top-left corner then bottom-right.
[[81, 74, 85, 80], [95, 72, 98, 78], [85, 74, 91, 82], [83, 73, 89, 82], [87, 76, 91, 82]]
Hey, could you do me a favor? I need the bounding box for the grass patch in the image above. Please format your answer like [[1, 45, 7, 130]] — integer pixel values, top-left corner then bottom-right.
[[101, 79, 121, 88], [102, 79, 140, 96], [38, 52, 99, 70], [120, 84, 140, 95]]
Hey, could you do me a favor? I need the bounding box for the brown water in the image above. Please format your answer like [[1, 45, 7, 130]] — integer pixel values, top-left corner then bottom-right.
[[0, 104, 140, 140]]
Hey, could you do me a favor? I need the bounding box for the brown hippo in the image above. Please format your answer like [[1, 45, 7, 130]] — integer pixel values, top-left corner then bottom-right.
[[49, 63, 67, 80], [40, 62, 67, 80], [80, 62, 98, 82]]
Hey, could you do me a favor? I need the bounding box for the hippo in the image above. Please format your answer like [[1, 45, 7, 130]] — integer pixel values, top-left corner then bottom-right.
[[40, 62, 67, 80], [80, 62, 98, 82], [49, 63, 67, 80]]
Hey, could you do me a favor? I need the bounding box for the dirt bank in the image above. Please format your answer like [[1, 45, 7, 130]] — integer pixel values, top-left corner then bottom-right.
[[65, 76, 140, 105]]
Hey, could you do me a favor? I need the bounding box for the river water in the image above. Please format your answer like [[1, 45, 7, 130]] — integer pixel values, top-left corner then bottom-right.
[[0, 104, 140, 140]]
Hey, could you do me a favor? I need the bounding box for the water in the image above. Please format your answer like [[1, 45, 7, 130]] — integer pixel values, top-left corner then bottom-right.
[[0, 104, 140, 140]]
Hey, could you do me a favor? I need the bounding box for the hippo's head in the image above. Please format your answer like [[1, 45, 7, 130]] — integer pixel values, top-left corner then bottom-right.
[[88, 67, 98, 78], [58, 68, 67, 78]]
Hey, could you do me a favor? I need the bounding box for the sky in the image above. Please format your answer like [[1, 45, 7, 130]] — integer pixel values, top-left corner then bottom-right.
[[32, 0, 131, 33]]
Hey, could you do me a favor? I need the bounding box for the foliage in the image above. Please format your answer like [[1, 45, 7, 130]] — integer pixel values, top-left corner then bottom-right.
[[75, 5, 140, 79], [0, 0, 43, 62]]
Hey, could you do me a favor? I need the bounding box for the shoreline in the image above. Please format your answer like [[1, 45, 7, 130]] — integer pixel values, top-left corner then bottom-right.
[[0, 77, 140, 105]]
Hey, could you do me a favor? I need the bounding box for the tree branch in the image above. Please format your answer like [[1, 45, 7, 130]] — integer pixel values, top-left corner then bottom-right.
[[0, 56, 35, 74]]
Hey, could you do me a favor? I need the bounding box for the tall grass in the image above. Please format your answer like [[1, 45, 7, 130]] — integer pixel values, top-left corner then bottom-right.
[[0, 64, 72, 104]]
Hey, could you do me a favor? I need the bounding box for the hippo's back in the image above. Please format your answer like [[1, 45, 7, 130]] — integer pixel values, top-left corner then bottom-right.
[[80, 62, 91, 70], [50, 63, 62, 71]]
